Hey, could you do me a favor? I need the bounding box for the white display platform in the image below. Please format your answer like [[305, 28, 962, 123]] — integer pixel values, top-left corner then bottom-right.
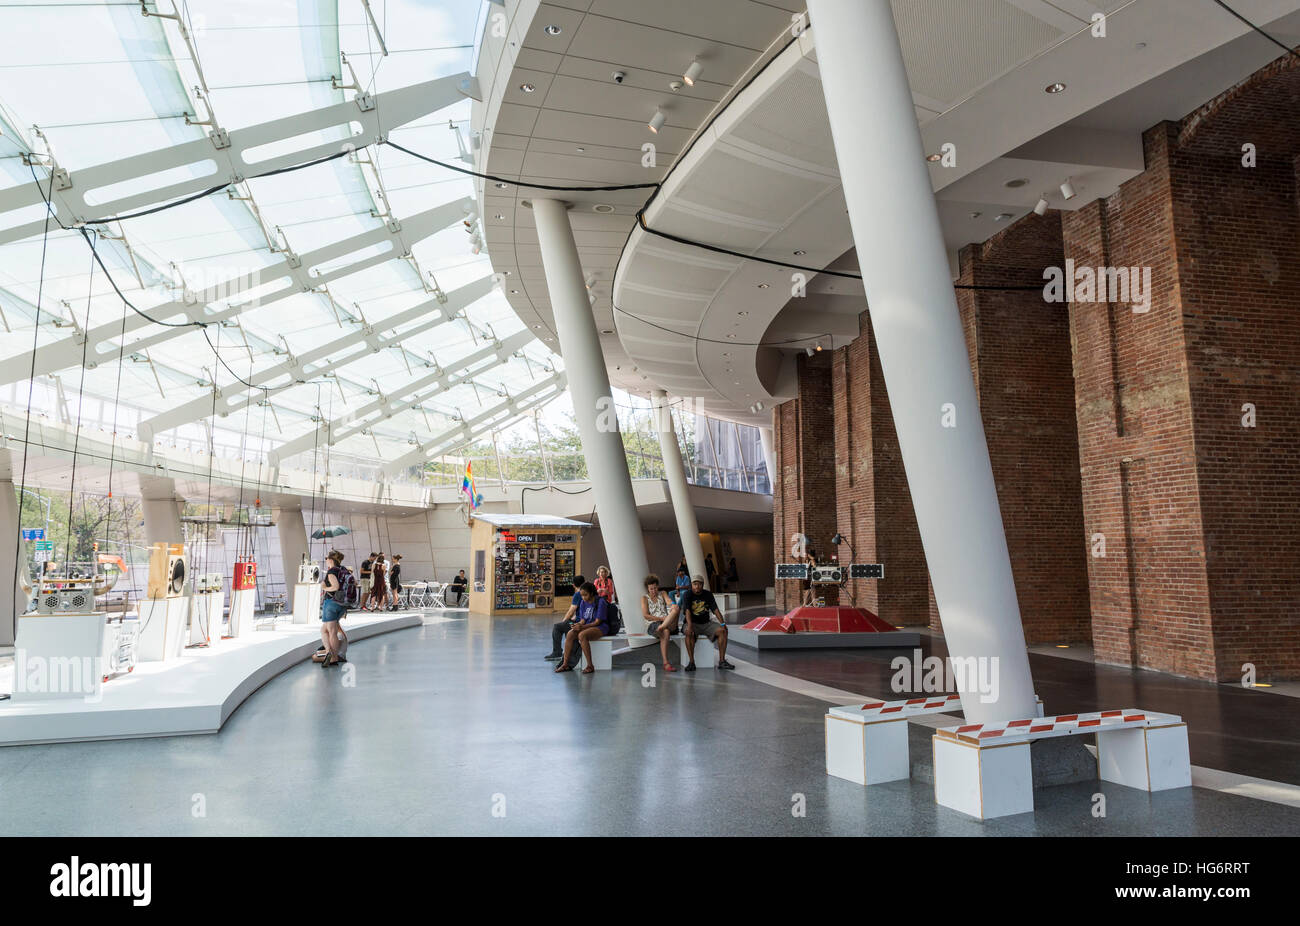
[[11, 611, 108, 703], [227, 588, 255, 638], [291, 582, 322, 625], [137, 596, 189, 662], [189, 591, 225, 646], [0, 611, 421, 746]]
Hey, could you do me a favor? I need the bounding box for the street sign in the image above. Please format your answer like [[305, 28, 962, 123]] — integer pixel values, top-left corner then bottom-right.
[[21, 528, 45, 541], [34, 541, 54, 553]]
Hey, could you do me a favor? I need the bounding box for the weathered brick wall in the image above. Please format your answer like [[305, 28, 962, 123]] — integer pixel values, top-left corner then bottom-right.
[[956, 212, 1091, 644]]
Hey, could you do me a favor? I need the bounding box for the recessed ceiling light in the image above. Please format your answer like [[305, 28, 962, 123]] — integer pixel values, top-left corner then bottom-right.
[[1045, 82, 1066, 94], [793, 249, 805, 256], [925, 153, 941, 162], [575, 146, 585, 152], [726, 334, 737, 339], [757, 283, 769, 289], [511, 289, 519, 294], [494, 214, 505, 220], [1004, 178, 1029, 188], [737, 311, 748, 317], [969, 211, 982, 219], [494, 181, 509, 189], [994, 213, 1013, 221], [520, 82, 536, 93], [544, 24, 562, 35], [502, 270, 511, 275], [601, 329, 613, 334], [592, 204, 615, 213]]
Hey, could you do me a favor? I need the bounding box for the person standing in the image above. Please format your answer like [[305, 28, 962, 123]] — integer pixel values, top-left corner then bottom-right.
[[388, 554, 403, 611], [359, 553, 375, 607], [319, 550, 349, 667], [594, 565, 616, 604], [369, 552, 388, 611], [704, 553, 717, 591], [726, 557, 739, 592]]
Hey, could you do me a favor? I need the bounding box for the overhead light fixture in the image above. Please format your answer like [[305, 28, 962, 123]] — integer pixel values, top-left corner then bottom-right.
[[601, 329, 613, 334], [757, 283, 769, 289], [1004, 178, 1029, 189], [793, 249, 806, 256], [926, 153, 942, 162], [969, 211, 982, 219], [494, 181, 509, 189], [520, 82, 536, 93], [592, 203, 615, 213], [1033, 197, 1049, 216], [1046, 82, 1066, 94], [994, 213, 1012, 222], [511, 289, 520, 294], [737, 311, 748, 317], [1060, 178, 1076, 200], [683, 59, 703, 86], [648, 109, 666, 133], [805, 346, 814, 356], [544, 24, 562, 35], [494, 214, 505, 220], [754, 401, 763, 411]]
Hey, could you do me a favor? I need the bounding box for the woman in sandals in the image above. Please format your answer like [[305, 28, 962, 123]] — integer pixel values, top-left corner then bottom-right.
[[319, 550, 349, 668], [641, 574, 681, 672], [555, 581, 610, 675]]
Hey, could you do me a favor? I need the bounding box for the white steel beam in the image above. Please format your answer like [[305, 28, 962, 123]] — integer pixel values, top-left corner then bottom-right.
[[268, 328, 534, 465], [136, 273, 498, 440], [0, 72, 479, 246], [0, 197, 475, 388], [382, 372, 567, 477]]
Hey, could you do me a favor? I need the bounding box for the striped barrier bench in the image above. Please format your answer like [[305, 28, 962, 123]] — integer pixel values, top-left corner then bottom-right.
[[825, 694, 964, 785], [933, 709, 1191, 819]]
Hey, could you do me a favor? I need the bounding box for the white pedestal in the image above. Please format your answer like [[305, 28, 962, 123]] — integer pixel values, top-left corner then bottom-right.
[[291, 582, 322, 625], [1098, 722, 1191, 792], [227, 588, 256, 638], [136, 596, 190, 662], [825, 714, 910, 785], [189, 591, 225, 646], [12, 611, 108, 702], [933, 737, 1033, 820], [674, 635, 717, 668]]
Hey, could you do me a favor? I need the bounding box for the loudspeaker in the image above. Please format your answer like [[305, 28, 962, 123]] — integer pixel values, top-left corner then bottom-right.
[[147, 542, 186, 599], [536, 595, 552, 608], [542, 577, 552, 592], [233, 560, 257, 591], [36, 585, 95, 615], [298, 562, 321, 584], [166, 552, 187, 597]]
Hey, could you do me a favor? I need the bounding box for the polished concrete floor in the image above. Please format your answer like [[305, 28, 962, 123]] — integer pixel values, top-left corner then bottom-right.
[[0, 612, 1296, 836]]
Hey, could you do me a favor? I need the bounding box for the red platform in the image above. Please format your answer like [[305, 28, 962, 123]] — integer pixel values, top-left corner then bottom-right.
[[743, 605, 897, 634]]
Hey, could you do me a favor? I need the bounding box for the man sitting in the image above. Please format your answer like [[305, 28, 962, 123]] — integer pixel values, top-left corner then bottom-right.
[[678, 574, 734, 671], [449, 569, 468, 607], [544, 574, 586, 660]]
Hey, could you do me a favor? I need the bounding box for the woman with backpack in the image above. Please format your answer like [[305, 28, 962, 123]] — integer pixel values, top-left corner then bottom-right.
[[554, 581, 611, 675], [319, 550, 349, 667]]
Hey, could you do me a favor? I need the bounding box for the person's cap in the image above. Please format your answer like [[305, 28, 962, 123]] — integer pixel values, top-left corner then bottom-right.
[[691, 574, 705, 583]]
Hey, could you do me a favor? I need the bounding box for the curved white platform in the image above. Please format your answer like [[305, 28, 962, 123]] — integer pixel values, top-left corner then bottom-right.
[[0, 611, 423, 746]]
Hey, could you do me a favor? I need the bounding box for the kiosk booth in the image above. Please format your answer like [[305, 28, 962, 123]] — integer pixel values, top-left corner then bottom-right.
[[467, 514, 587, 616]]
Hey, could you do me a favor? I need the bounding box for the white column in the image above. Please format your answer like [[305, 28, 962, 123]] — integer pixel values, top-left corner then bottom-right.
[[0, 478, 24, 646], [652, 390, 707, 581], [759, 426, 776, 493], [277, 505, 309, 608], [806, 0, 1035, 724], [139, 475, 184, 544], [532, 197, 650, 630]]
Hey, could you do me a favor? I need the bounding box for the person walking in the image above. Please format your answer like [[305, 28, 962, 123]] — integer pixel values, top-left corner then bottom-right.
[[318, 550, 349, 667], [388, 554, 403, 610], [368, 552, 388, 611]]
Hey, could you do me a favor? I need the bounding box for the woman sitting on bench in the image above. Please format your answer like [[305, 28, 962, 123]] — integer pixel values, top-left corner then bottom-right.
[[642, 574, 681, 673], [555, 582, 611, 675]]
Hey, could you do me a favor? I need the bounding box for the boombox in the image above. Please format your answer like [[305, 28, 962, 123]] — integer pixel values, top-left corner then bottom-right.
[[542, 577, 553, 592], [298, 561, 321, 584], [195, 573, 223, 593], [35, 583, 95, 615], [811, 565, 844, 585], [146, 542, 187, 599], [232, 560, 257, 591]]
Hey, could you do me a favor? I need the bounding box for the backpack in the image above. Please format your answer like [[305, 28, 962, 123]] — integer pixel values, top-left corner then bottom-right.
[[605, 600, 622, 636], [335, 567, 360, 608]]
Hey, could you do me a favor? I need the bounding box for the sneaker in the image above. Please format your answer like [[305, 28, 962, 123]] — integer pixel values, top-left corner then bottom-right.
[[717, 659, 735, 670], [544, 652, 562, 661], [685, 663, 696, 672]]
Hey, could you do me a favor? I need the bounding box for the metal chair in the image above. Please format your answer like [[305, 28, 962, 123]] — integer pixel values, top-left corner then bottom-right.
[[426, 582, 447, 609]]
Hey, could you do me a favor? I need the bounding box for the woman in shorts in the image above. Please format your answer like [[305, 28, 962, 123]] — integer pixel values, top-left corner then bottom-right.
[[319, 550, 349, 667], [641, 574, 681, 672]]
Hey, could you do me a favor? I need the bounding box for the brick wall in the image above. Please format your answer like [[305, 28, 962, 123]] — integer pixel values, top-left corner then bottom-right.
[[956, 213, 1091, 644]]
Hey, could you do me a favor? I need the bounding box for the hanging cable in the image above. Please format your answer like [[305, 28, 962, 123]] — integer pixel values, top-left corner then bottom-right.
[[60, 234, 99, 567]]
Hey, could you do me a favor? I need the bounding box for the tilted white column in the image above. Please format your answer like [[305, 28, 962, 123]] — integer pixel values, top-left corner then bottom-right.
[[759, 426, 777, 493], [532, 198, 650, 630], [652, 390, 707, 581], [277, 506, 309, 609], [0, 477, 24, 646], [139, 476, 184, 545], [806, 0, 1035, 724]]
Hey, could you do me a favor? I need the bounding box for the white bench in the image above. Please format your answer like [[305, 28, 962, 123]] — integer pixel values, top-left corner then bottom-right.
[[933, 709, 1191, 819], [825, 695, 964, 785], [574, 633, 658, 671]]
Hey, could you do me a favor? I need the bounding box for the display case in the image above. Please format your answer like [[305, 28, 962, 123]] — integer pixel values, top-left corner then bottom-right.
[[467, 514, 587, 616]]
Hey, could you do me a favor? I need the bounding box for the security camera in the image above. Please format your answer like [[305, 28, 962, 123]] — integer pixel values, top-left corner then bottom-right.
[[612, 70, 626, 84]]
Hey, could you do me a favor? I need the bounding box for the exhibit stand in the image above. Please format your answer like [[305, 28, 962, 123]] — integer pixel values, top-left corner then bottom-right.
[[467, 513, 587, 616], [137, 596, 189, 662], [189, 590, 225, 646], [291, 582, 322, 625], [227, 588, 256, 638], [11, 611, 108, 702]]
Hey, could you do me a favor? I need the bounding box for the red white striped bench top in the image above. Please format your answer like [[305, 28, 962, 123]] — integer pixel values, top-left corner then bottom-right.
[[829, 693, 963, 724], [935, 709, 1183, 747]]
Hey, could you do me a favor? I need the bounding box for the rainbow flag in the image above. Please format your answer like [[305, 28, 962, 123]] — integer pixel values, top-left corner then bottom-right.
[[461, 461, 480, 510]]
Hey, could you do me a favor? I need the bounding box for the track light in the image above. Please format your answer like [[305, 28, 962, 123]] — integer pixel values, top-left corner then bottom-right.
[[805, 346, 814, 356], [683, 60, 702, 86], [1060, 178, 1076, 200], [648, 109, 666, 133], [1033, 197, 1049, 216]]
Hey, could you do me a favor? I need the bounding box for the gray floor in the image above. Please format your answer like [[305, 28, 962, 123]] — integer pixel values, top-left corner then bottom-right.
[[0, 613, 1296, 836]]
